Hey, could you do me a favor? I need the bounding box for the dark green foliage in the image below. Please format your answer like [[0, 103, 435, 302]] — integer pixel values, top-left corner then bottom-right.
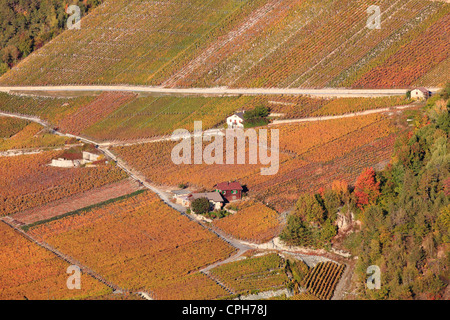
[[205, 210, 232, 219], [283, 88, 449, 299], [243, 105, 269, 120], [348, 91, 450, 300], [280, 215, 314, 247], [191, 197, 210, 215], [243, 105, 269, 128]]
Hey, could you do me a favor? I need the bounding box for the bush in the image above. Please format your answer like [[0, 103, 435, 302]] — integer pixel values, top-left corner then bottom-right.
[[191, 197, 210, 215]]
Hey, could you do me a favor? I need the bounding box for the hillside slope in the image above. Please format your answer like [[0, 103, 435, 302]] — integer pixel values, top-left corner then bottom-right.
[[0, 0, 448, 88]]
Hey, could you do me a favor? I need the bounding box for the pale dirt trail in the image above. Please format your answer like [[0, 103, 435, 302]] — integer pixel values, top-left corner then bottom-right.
[[0, 85, 438, 97], [270, 104, 419, 125]]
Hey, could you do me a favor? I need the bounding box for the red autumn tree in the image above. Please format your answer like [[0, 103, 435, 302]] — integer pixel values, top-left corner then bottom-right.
[[354, 167, 380, 209]]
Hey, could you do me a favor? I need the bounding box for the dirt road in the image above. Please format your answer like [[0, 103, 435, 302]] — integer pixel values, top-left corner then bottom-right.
[[0, 85, 437, 97]]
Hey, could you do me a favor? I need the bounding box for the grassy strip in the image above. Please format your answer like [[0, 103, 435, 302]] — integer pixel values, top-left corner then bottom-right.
[[22, 189, 147, 232]]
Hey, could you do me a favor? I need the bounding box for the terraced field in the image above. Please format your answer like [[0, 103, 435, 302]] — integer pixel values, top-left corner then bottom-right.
[[0, 119, 69, 152], [27, 191, 236, 299], [213, 201, 281, 243], [113, 112, 404, 211], [303, 262, 346, 300], [0, 222, 111, 300], [0, 0, 447, 88], [0, 150, 127, 215], [209, 253, 290, 294], [0, 92, 410, 142]]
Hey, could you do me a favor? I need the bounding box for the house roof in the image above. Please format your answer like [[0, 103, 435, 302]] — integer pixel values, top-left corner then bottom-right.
[[189, 192, 224, 203], [228, 112, 245, 120], [172, 189, 192, 196], [215, 181, 243, 191]]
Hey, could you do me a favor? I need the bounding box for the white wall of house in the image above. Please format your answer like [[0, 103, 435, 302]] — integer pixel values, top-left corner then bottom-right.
[[51, 159, 78, 168], [83, 152, 101, 162], [227, 115, 244, 128]]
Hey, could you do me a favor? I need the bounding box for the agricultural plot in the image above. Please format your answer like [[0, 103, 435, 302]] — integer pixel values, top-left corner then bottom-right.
[[11, 179, 141, 226], [0, 121, 69, 152], [0, 92, 95, 124], [303, 262, 346, 300], [81, 95, 251, 141], [57, 92, 137, 135], [0, 150, 127, 215], [209, 253, 290, 294], [112, 138, 293, 191], [0, 91, 412, 144], [27, 191, 236, 299], [0, 0, 265, 86], [113, 113, 400, 211], [0, 117, 31, 138], [154, 273, 231, 300], [0, 222, 111, 300], [213, 201, 281, 243], [311, 96, 411, 117], [1, 0, 447, 88]]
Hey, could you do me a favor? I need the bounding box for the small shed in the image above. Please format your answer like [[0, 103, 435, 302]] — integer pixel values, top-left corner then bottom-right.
[[411, 87, 431, 100], [83, 151, 101, 162], [227, 112, 245, 129], [172, 189, 192, 206]]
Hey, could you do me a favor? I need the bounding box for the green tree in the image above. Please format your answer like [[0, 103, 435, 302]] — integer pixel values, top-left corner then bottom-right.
[[191, 197, 210, 215], [295, 193, 325, 224]]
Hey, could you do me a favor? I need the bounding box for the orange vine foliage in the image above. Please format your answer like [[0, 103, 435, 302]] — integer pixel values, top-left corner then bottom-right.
[[58, 92, 137, 135], [0, 223, 111, 300], [0, 151, 127, 215], [155, 273, 230, 300], [303, 262, 345, 300], [28, 191, 236, 299], [213, 201, 280, 243]]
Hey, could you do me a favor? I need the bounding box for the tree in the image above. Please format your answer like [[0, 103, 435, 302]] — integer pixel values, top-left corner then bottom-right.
[[191, 197, 210, 215], [332, 180, 349, 204], [243, 105, 269, 120], [295, 193, 325, 224], [280, 215, 313, 247], [354, 167, 380, 209]]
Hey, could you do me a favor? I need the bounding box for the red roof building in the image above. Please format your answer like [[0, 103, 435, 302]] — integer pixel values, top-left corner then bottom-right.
[[215, 182, 243, 202]]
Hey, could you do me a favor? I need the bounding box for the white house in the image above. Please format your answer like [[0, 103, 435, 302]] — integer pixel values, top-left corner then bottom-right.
[[411, 87, 431, 100], [50, 158, 82, 168], [50, 151, 102, 168], [227, 112, 245, 129]]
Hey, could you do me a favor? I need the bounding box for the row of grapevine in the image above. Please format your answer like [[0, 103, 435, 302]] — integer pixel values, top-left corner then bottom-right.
[[209, 253, 290, 294], [303, 261, 346, 300], [1, 0, 447, 88]]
